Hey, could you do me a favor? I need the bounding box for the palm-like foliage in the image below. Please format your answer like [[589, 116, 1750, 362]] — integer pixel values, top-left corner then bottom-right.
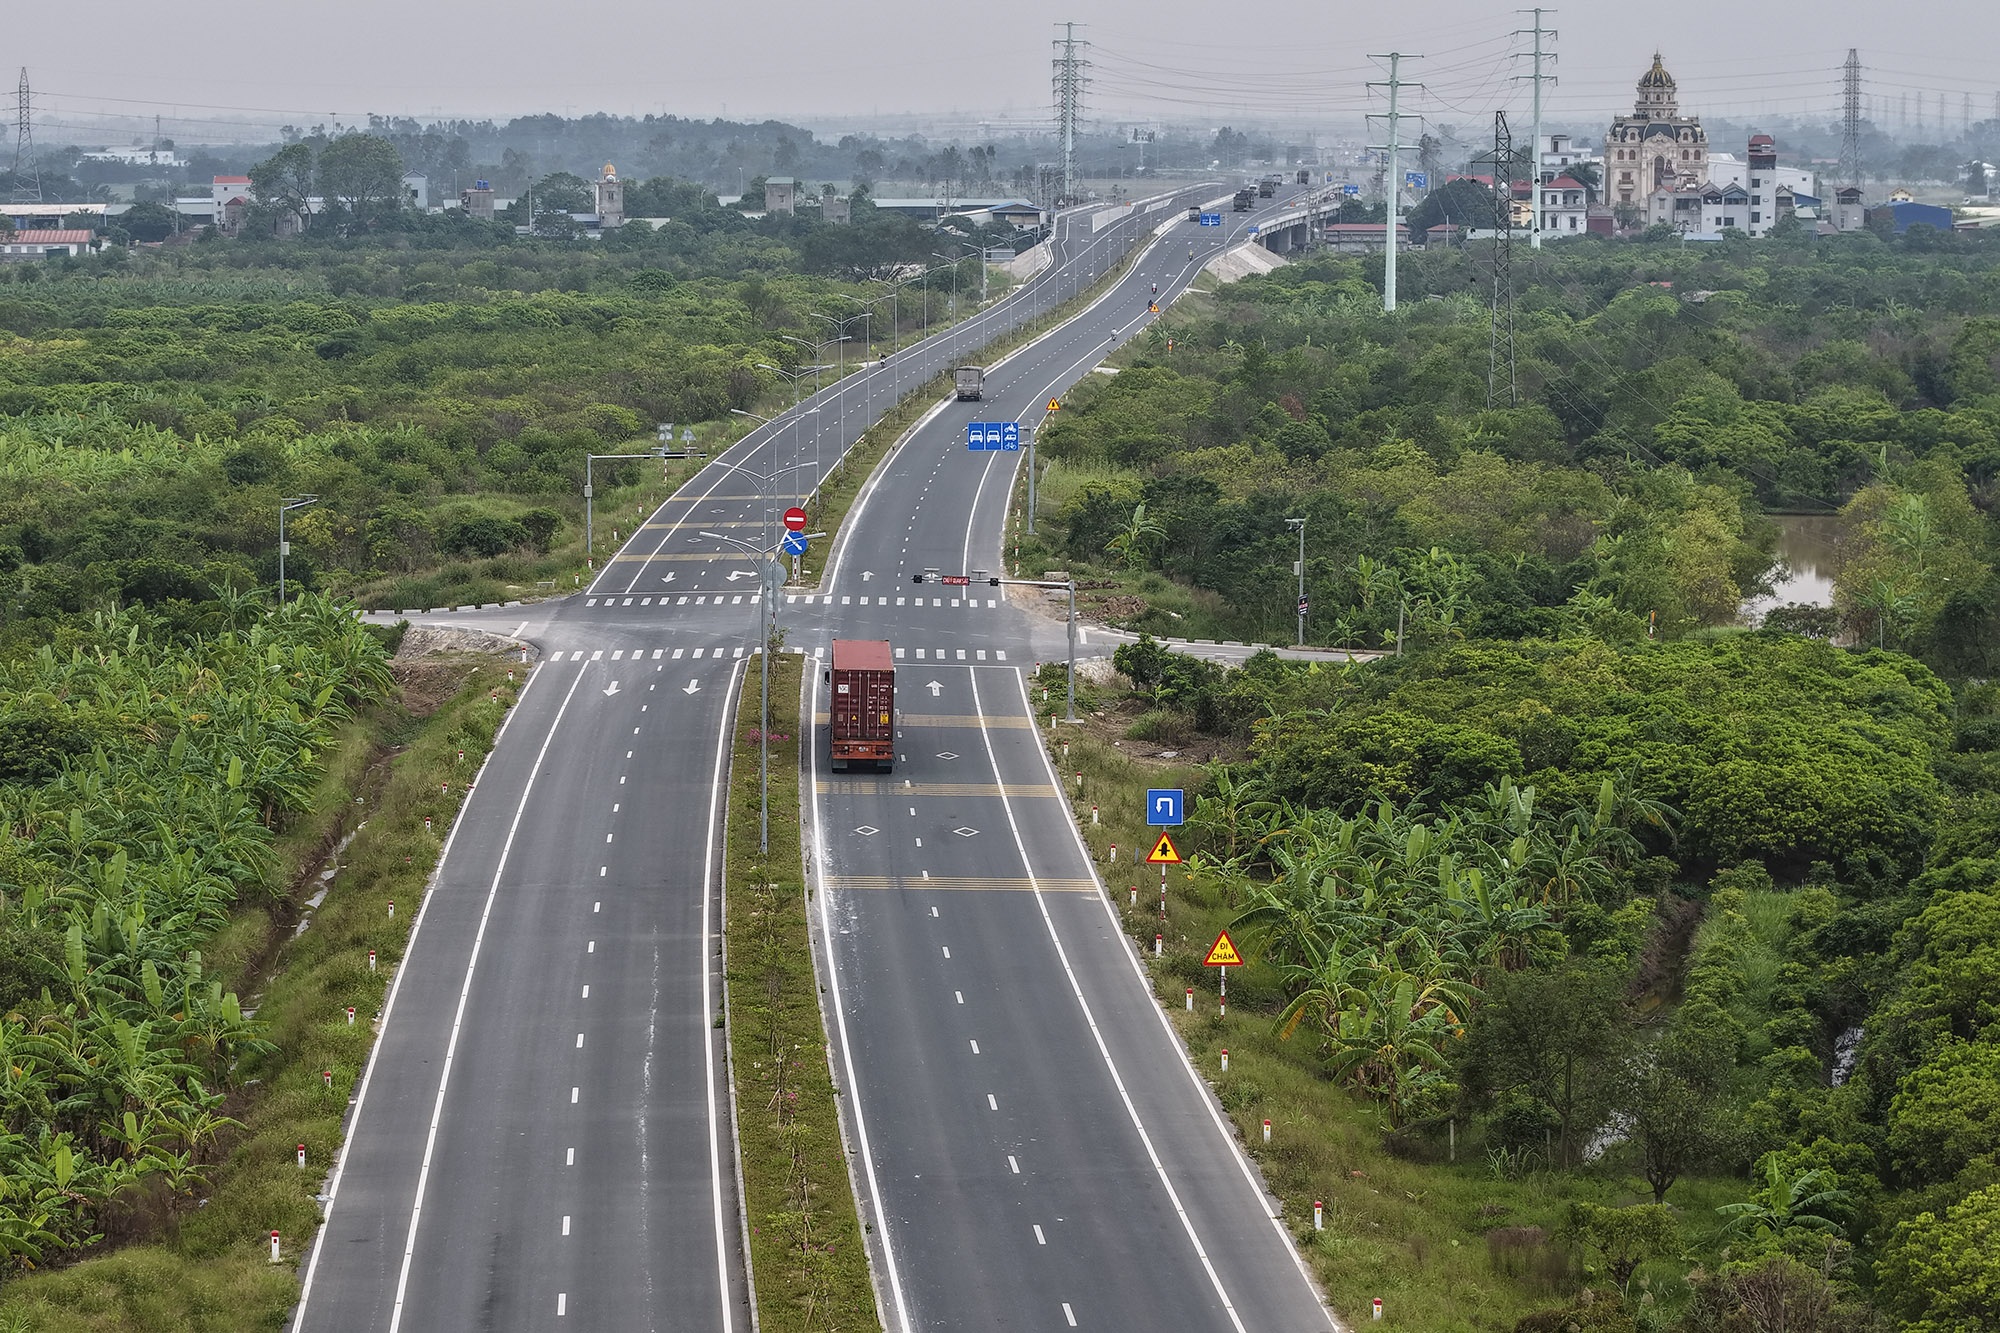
[[0, 594, 391, 1270], [1223, 778, 1672, 1122]]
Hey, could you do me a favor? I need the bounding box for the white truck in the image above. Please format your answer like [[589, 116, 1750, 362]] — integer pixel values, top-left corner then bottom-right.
[[954, 366, 985, 401]]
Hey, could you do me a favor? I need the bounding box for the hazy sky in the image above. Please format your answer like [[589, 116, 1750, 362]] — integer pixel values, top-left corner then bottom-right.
[[13, 0, 2000, 142]]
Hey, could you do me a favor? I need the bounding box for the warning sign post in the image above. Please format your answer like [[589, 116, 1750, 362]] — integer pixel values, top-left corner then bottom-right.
[[1146, 832, 1181, 865], [1203, 929, 1243, 998]]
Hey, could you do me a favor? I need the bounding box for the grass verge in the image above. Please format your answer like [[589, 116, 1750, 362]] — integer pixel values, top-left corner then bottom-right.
[[0, 653, 520, 1332], [723, 651, 877, 1331], [1036, 665, 1751, 1331]]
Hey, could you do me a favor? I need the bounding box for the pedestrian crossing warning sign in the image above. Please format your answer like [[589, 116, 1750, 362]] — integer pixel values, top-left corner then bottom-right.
[[1203, 931, 1244, 967], [1146, 832, 1181, 864], [1047, 399, 1062, 412]]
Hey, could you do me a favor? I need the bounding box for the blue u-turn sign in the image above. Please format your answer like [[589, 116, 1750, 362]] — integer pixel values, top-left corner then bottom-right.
[[1147, 789, 1185, 826]]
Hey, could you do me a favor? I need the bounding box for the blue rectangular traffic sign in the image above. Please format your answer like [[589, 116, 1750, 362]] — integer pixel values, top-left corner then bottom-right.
[[968, 422, 1019, 451], [780, 531, 808, 556], [1199, 212, 1221, 226], [1405, 170, 1428, 189], [1147, 789, 1185, 826], [1342, 183, 1360, 196]]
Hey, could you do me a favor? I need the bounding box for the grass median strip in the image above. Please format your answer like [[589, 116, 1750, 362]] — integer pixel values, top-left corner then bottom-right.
[[722, 651, 877, 1332]]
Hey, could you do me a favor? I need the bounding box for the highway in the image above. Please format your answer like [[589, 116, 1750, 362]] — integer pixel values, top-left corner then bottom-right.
[[300, 182, 1332, 1331]]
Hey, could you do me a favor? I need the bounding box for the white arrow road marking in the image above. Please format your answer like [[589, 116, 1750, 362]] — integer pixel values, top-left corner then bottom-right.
[[927, 681, 944, 697], [682, 679, 702, 695], [663, 573, 675, 583], [603, 681, 620, 697], [861, 570, 874, 581], [726, 569, 756, 581]]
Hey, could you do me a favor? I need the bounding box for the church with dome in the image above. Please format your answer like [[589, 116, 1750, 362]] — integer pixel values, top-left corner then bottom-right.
[[1606, 54, 1709, 207]]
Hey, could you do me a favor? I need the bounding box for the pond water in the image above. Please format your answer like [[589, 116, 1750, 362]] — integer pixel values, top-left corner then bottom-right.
[[1741, 513, 1842, 624]]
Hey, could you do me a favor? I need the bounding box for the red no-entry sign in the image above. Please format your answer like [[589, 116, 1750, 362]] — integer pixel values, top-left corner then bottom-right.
[[782, 507, 808, 532]]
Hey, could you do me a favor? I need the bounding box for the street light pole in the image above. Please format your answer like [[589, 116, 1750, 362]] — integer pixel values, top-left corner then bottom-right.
[[1286, 517, 1306, 647], [726, 408, 784, 856], [278, 495, 319, 605]]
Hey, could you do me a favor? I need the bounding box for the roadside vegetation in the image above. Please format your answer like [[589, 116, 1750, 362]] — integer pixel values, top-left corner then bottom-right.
[[0, 596, 518, 1328], [0, 193, 1006, 616], [1018, 230, 2000, 681], [1007, 221, 2000, 1331]]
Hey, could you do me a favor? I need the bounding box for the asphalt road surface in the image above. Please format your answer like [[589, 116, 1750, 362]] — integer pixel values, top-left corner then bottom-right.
[[301, 183, 1336, 1332]]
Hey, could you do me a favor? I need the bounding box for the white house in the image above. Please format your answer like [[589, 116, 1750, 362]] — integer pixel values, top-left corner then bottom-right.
[[1537, 174, 1592, 235]]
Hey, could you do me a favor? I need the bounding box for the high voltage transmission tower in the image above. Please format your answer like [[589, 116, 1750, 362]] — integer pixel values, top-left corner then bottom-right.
[[10, 67, 40, 204], [1513, 9, 1556, 249], [1839, 49, 1863, 187], [1052, 23, 1090, 206], [1367, 52, 1421, 313], [1488, 112, 1520, 408]]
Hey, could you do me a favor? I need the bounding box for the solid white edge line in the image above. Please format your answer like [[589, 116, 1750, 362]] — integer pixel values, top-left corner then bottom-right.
[[383, 662, 594, 1333], [808, 665, 915, 1332], [701, 655, 750, 1333], [1008, 668, 1341, 1330], [290, 656, 550, 1332], [968, 670, 1248, 1333]]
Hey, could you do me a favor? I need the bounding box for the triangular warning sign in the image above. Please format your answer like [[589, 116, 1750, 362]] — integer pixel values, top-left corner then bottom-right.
[[1203, 930, 1244, 967], [1047, 399, 1062, 412], [1146, 832, 1181, 865]]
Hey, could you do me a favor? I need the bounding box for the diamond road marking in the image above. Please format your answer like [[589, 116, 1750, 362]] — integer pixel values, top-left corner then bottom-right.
[[854, 826, 879, 836], [936, 752, 959, 761], [953, 827, 979, 838]]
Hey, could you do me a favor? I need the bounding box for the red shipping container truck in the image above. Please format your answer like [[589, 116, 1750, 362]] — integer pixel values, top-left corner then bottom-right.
[[828, 639, 895, 771]]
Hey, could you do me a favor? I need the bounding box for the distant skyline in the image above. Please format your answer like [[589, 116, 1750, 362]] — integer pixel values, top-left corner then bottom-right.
[[11, 1, 2000, 144]]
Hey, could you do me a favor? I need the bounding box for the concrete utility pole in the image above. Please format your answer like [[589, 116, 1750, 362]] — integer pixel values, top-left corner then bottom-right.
[[1286, 518, 1306, 647], [1052, 22, 1090, 204], [1514, 9, 1557, 249], [277, 495, 319, 604], [1368, 53, 1422, 313]]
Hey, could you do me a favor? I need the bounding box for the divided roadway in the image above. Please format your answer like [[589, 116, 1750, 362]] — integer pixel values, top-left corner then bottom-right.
[[297, 182, 1325, 1332], [796, 187, 1338, 1331]]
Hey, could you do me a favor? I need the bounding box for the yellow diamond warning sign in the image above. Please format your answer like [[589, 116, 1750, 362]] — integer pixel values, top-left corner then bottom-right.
[[1146, 832, 1181, 865], [1203, 930, 1244, 967]]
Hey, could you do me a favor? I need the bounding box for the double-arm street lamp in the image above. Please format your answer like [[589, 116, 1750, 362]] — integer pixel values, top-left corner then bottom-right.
[[277, 495, 319, 605]]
